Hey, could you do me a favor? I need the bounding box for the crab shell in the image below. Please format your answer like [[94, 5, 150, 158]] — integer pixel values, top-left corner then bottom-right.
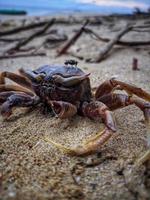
[[21, 64, 92, 109]]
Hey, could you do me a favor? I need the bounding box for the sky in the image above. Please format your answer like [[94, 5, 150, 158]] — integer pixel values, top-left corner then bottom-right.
[[0, 0, 149, 15], [77, 0, 149, 9]]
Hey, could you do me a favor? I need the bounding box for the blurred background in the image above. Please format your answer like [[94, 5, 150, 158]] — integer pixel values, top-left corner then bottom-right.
[[0, 0, 150, 16]]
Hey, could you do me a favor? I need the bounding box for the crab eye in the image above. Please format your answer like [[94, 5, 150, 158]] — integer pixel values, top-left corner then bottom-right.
[[35, 74, 45, 82]]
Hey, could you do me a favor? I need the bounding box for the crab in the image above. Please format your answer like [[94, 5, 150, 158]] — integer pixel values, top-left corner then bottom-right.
[[0, 60, 150, 165]]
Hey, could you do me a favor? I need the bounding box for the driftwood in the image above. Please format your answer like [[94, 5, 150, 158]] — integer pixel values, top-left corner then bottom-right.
[[0, 38, 22, 42], [0, 17, 99, 37], [133, 28, 150, 32], [6, 19, 55, 54], [0, 21, 50, 37], [67, 51, 84, 60], [132, 58, 139, 70], [28, 31, 68, 51], [43, 30, 68, 48], [84, 27, 150, 46], [0, 29, 64, 43], [86, 24, 133, 63], [0, 52, 46, 59], [56, 20, 89, 56]]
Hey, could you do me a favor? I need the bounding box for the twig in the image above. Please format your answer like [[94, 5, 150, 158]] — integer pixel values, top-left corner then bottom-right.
[[0, 172, 2, 193], [44, 33, 68, 47], [132, 58, 139, 70], [0, 38, 22, 42], [133, 24, 150, 29], [6, 18, 55, 54], [0, 29, 63, 43], [132, 28, 150, 32], [86, 24, 133, 63], [112, 24, 150, 32], [56, 20, 89, 56], [67, 51, 84, 60], [84, 27, 150, 46], [0, 52, 46, 59], [0, 21, 50, 37]]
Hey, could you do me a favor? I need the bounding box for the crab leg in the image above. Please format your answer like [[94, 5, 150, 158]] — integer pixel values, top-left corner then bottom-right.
[[0, 84, 34, 96], [0, 91, 23, 104], [111, 79, 150, 102], [98, 93, 150, 113], [95, 79, 117, 99], [44, 101, 116, 156], [95, 78, 150, 102], [0, 71, 31, 89], [98, 93, 150, 165], [1, 93, 40, 119]]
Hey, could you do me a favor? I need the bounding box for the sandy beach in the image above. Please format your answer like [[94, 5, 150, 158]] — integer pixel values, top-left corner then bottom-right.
[[0, 14, 150, 200]]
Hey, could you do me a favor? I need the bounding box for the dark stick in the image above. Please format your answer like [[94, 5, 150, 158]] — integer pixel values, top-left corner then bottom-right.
[[0, 29, 62, 43], [84, 27, 150, 46], [0, 172, 2, 193], [87, 24, 132, 63], [0, 52, 46, 59], [67, 51, 84, 60], [0, 21, 49, 37], [0, 38, 22, 42], [56, 20, 89, 57], [6, 18, 55, 54], [132, 57, 139, 70]]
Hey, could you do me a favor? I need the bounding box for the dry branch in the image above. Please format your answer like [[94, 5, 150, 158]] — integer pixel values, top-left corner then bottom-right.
[[0, 21, 50, 37], [67, 51, 84, 60], [56, 20, 89, 56], [0, 38, 22, 42], [84, 27, 150, 46], [86, 24, 133, 63], [6, 18, 55, 54], [0, 52, 46, 59], [0, 29, 64, 43]]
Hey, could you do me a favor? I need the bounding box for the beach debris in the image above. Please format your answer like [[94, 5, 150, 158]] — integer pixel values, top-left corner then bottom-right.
[[5, 18, 55, 54], [56, 20, 89, 56], [86, 24, 133, 63], [1, 16, 150, 62], [0, 172, 2, 193], [0, 51, 46, 59], [44, 31, 68, 49], [0, 21, 52, 37], [1, 60, 150, 165], [84, 27, 150, 46], [67, 51, 84, 60], [132, 58, 140, 71], [0, 38, 22, 42]]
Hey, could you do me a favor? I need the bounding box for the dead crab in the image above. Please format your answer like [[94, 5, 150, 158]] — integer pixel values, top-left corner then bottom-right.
[[0, 60, 150, 165]]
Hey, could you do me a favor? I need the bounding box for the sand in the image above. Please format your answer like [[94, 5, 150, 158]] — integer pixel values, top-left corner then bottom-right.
[[0, 14, 150, 200]]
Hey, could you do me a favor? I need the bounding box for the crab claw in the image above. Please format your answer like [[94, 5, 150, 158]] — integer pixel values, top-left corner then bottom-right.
[[1, 101, 12, 118], [44, 101, 116, 156], [52, 73, 90, 87], [50, 101, 77, 119]]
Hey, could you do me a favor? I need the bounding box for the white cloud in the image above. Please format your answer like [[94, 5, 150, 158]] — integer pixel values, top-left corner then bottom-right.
[[76, 0, 149, 9]]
